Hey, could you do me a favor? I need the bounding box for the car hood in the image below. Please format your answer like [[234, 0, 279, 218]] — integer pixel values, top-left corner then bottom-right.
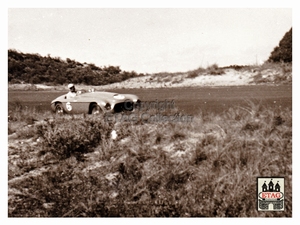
[[82, 91, 125, 99]]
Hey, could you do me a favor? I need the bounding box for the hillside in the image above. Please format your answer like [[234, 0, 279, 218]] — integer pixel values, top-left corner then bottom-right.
[[8, 49, 143, 86], [98, 63, 292, 89], [8, 62, 292, 91]]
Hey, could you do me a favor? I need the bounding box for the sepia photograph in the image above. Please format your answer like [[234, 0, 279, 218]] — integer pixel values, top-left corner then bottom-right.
[[5, 1, 297, 221]]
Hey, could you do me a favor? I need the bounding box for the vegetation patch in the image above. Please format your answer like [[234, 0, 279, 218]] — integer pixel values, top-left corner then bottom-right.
[[8, 101, 292, 217], [8, 49, 144, 86]]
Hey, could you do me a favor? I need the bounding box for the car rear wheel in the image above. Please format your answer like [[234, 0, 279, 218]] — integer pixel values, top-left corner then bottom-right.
[[91, 104, 102, 115], [55, 103, 64, 115]]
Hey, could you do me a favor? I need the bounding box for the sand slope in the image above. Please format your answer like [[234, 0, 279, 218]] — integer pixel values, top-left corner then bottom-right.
[[8, 67, 292, 91]]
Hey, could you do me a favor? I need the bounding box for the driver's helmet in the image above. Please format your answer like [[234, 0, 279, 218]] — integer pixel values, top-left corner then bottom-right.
[[68, 83, 75, 89]]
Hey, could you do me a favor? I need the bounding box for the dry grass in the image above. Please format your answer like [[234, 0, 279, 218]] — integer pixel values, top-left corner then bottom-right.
[[8, 101, 292, 217]]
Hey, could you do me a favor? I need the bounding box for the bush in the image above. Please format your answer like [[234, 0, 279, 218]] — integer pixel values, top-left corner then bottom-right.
[[187, 71, 199, 78], [268, 28, 292, 63], [37, 116, 113, 160], [206, 64, 225, 75], [187, 67, 206, 78]]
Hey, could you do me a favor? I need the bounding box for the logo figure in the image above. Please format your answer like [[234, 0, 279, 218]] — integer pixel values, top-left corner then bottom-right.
[[257, 177, 284, 211]]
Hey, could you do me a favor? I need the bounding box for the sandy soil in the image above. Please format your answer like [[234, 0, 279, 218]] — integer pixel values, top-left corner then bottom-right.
[[99, 69, 253, 89], [8, 67, 291, 91]]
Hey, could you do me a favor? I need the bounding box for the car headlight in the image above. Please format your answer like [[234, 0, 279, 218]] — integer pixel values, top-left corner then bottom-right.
[[105, 103, 111, 110]]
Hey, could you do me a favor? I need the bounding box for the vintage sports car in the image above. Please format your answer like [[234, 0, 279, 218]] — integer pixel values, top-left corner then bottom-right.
[[51, 90, 140, 114]]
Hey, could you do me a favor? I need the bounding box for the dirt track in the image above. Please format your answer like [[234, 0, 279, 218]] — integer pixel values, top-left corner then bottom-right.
[[8, 85, 292, 115]]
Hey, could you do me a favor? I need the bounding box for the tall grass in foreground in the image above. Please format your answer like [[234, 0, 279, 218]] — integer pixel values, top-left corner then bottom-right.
[[8, 102, 292, 217]]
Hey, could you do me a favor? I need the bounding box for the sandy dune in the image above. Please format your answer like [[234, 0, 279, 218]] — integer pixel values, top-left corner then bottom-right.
[[98, 68, 281, 89], [8, 67, 291, 91]]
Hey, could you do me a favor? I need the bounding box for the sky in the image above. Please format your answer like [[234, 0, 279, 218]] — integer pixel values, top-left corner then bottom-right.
[[7, 7, 292, 74]]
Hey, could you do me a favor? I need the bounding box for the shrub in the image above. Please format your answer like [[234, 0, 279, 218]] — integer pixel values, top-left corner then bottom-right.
[[194, 143, 208, 165], [206, 64, 225, 75], [268, 28, 292, 63], [187, 71, 199, 78], [37, 116, 113, 160], [187, 66, 206, 78]]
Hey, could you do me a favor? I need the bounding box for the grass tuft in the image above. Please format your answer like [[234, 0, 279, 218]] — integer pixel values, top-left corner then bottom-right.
[[8, 101, 292, 217]]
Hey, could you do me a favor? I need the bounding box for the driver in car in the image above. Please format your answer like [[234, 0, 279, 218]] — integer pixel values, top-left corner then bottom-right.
[[66, 83, 77, 99]]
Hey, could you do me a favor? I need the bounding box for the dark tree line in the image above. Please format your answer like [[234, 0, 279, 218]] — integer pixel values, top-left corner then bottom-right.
[[8, 49, 143, 85], [268, 28, 292, 63]]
